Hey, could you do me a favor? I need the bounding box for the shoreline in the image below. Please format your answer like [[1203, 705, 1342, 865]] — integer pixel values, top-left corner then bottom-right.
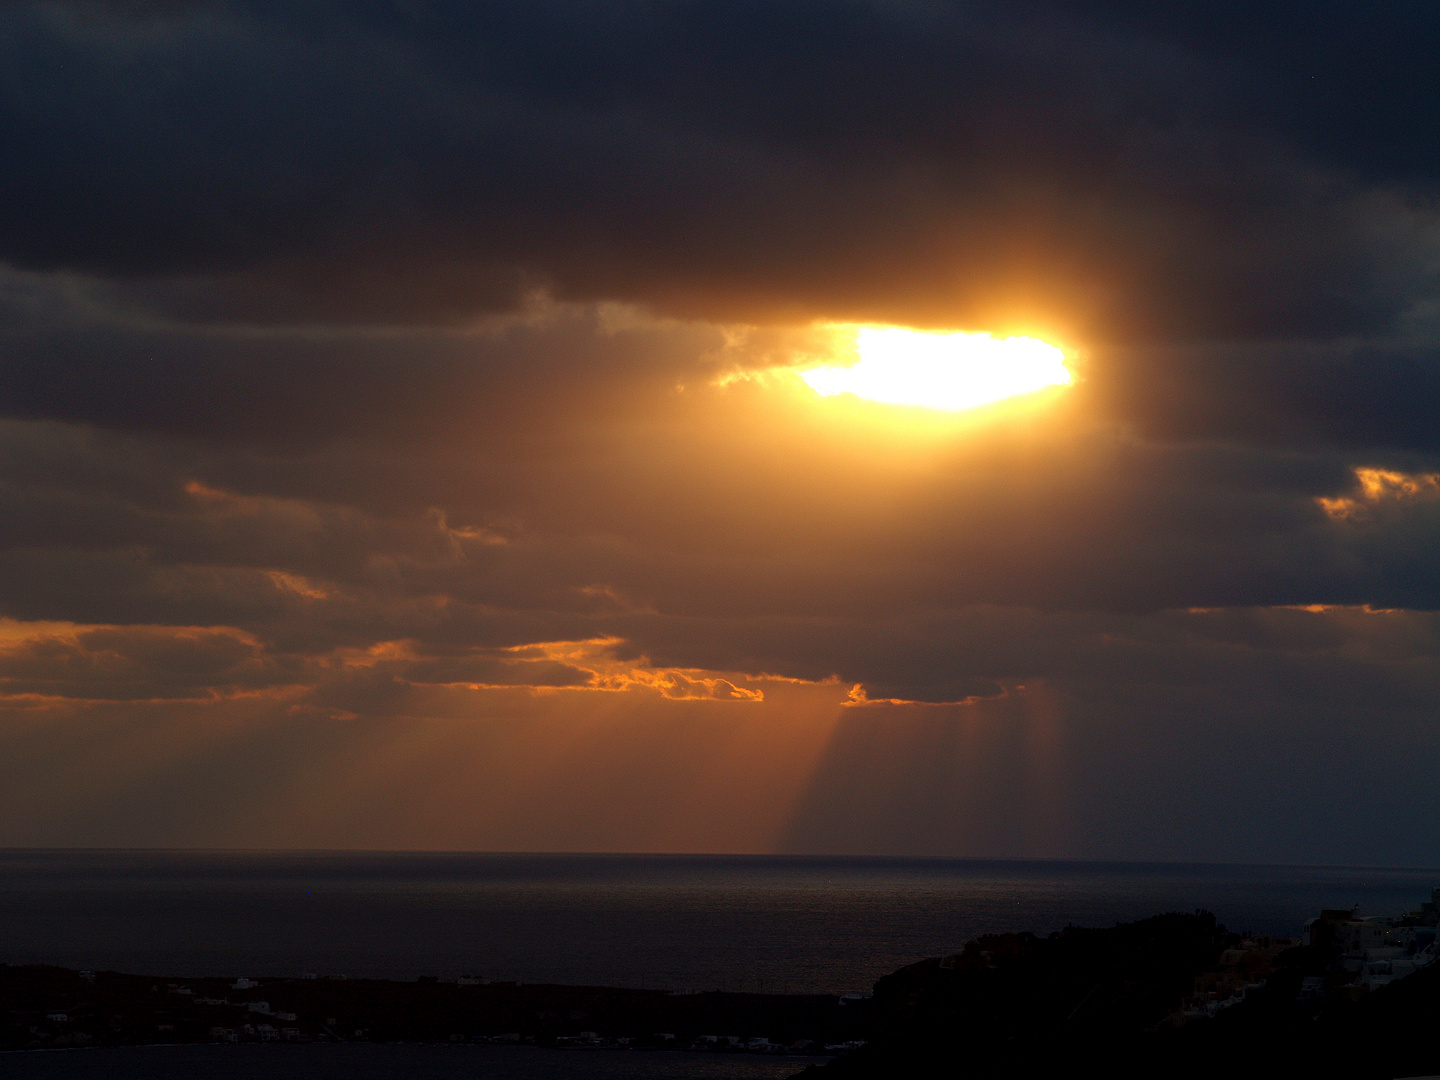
[[0, 963, 867, 1055]]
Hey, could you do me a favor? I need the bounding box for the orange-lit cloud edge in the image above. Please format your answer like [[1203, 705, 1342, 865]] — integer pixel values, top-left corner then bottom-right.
[[3, 368, 1429, 717], [1317, 467, 1440, 520], [0, 618, 972, 714]]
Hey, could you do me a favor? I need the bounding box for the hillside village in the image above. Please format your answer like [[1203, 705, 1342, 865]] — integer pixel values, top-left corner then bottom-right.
[[1170, 887, 1440, 1023]]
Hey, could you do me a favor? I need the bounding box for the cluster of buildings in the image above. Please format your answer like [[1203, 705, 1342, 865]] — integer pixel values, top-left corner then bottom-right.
[[208, 1022, 304, 1042], [1304, 888, 1440, 992], [1172, 935, 1302, 1022], [1172, 887, 1440, 1024]]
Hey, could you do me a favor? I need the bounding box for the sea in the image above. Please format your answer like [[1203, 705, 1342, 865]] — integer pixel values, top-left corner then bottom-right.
[[3, 851, 1439, 993], [2, 852, 1438, 1078]]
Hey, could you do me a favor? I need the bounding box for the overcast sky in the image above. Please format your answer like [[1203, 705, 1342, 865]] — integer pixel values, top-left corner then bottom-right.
[[2, 0, 1439, 862]]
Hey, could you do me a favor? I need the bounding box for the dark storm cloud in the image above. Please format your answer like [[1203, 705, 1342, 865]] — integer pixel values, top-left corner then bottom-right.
[[1085, 339, 1440, 455], [0, 0, 1436, 338], [0, 0, 1435, 464], [1, 404, 1439, 706], [615, 603, 1440, 707], [0, 272, 727, 443], [0, 415, 1364, 628]]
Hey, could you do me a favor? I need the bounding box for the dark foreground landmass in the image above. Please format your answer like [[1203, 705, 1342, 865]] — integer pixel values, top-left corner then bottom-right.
[[11, 910, 1440, 1079], [801, 910, 1440, 1080], [0, 1043, 833, 1080], [0, 965, 861, 1054]]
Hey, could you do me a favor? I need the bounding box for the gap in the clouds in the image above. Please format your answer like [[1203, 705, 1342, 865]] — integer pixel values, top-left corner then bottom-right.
[[799, 325, 1072, 412]]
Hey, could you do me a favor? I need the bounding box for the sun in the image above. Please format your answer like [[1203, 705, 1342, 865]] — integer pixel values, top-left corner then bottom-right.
[[800, 326, 1071, 412]]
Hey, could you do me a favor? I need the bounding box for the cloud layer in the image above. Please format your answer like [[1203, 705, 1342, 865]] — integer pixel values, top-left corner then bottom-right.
[[3, 1, 1437, 337], [1, 1, 1439, 857]]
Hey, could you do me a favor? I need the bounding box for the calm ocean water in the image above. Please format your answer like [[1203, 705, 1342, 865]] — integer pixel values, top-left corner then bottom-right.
[[1, 851, 1437, 995]]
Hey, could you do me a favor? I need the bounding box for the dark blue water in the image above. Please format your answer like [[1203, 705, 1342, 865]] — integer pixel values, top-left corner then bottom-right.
[[1, 851, 1436, 995]]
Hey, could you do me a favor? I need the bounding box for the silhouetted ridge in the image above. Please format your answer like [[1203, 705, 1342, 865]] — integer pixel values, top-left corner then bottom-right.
[[803, 910, 1440, 1079]]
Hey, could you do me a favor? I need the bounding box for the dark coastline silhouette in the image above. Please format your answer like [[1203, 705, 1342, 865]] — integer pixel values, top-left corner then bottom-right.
[[8, 909, 1440, 1078], [803, 911, 1440, 1080]]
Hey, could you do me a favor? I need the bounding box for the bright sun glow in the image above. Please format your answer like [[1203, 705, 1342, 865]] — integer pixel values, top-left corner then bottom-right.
[[800, 327, 1071, 411]]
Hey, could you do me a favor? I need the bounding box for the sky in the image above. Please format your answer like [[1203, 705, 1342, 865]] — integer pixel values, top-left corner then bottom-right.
[[2, 0, 1440, 862]]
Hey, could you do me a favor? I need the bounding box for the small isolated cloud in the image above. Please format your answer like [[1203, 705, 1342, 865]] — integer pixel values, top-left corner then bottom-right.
[[1318, 467, 1440, 520], [843, 681, 1013, 709]]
